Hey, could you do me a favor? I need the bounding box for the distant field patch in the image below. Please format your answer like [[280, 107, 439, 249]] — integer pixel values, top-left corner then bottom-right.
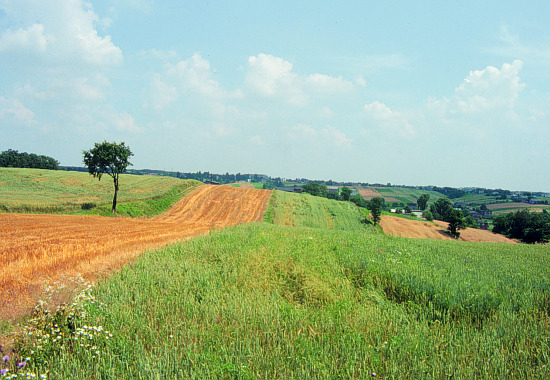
[[487, 202, 546, 211], [356, 186, 382, 199]]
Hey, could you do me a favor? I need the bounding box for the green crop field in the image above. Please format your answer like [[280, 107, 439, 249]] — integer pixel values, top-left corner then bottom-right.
[[4, 180, 550, 378], [371, 187, 444, 205], [264, 189, 370, 230], [0, 168, 200, 217]]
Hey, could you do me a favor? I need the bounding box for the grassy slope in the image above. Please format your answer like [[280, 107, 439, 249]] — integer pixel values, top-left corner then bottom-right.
[[264, 190, 369, 230], [0, 167, 200, 217], [6, 188, 550, 378]]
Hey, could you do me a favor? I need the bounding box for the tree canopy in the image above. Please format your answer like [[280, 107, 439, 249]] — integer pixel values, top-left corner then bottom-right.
[[493, 210, 550, 244], [0, 149, 59, 170], [416, 194, 430, 211], [83, 141, 133, 213], [368, 197, 384, 226], [340, 186, 352, 201]]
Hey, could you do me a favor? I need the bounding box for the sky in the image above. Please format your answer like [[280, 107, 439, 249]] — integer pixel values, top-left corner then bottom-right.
[[1, 0, 549, 191]]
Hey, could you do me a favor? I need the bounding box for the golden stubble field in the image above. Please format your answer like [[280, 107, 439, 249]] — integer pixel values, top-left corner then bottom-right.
[[380, 215, 517, 243], [1, 185, 271, 320]]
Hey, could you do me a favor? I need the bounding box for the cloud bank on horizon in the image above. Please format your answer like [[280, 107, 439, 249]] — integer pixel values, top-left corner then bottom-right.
[[1, 0, 549, 191]]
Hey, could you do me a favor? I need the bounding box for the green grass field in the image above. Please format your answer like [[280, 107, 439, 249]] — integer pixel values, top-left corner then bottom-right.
[[3, 176, 550, 378], [0, 168, 200, 217]]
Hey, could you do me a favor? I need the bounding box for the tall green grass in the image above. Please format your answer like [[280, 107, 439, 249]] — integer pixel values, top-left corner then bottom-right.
[[266, 190, 369, 230], [10, 223, 549, 378]]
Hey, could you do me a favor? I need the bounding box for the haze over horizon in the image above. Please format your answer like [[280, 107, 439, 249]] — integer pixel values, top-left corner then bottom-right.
[[1, 1, 549, 192]]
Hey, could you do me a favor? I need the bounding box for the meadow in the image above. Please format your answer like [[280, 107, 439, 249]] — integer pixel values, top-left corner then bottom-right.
[[2, 176, 549, 378], [0, 168, 200, 217]]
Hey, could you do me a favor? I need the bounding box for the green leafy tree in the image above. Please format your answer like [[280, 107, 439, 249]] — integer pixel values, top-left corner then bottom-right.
[[340, 186, 352, 201], [447, 208, 466, 239], [319, 184, 329, 198], [83, 141, 133, 213], [416, 194, 430, 211], [301, 182, 321, 196], [423, 210, 433, 221], [430, 197, 453, 221], [404, 205, 412, 214], [368, 197, 384, 226], [349, 194, 366, 208]]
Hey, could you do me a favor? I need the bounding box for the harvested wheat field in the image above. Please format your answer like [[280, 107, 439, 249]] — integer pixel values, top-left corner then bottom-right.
[[0, 185, 271, 320], [380, 215, 517, 243]]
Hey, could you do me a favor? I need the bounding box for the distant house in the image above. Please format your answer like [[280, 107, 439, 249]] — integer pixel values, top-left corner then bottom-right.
[[478, 221, 489, 230], [327, 186, 339, 194], [481, 210, 493, 218], [204, 180, 220, 185], [276, 187, 302, 193], [470, 211, 482, 220]]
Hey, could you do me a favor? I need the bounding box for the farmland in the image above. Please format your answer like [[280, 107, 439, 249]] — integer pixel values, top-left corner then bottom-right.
[[0, 184, 271, 321], [1, 169, 549, 378], [0, 167, 198, 216], [355, 185, 444, 205]]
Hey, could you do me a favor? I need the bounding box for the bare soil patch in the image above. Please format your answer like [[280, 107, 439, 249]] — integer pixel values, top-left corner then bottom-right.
[[0, 185, 271, 321], [380, 215, 517, 243], [356, 186, 382, 199]]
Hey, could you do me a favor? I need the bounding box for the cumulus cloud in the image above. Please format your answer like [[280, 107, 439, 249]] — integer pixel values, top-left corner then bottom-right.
[[165, 53, 230, 99], [245, 53, 355, 106], [0, 23, 48, 53], [453, 60, 525, 113], [363, 101, 414, 137], [0, 0, 122, 66]]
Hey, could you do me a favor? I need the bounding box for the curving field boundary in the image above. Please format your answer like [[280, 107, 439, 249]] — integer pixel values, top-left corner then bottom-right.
[[0, 185, 271, 321]]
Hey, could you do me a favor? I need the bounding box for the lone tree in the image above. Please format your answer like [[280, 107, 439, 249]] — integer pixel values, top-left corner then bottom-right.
[[83, 141, 133, 213], [447, 208, 466, 239], [368, 197, 384, 226]]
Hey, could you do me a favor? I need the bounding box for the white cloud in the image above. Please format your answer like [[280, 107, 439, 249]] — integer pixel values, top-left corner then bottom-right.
[[166, 53, 232, 99], [245, 53, 354, 106], [364, 101, 414, 137], [115, 112, 143, 133], [453, 60, 525, 113], [147, 74, 178, 110], [0, 96, 36, 124], [320, 126, 353, 148], [0, 0, 122, 66], [0, 23, 48, 53], [305, 73, 354, 93]]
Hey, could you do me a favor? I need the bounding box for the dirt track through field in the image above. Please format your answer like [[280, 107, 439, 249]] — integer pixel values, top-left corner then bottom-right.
[[379, 215, 517, 243], [0, 185, 271, 321]]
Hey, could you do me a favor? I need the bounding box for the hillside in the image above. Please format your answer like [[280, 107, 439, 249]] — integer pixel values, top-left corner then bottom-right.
[[2, 170, 549, 378], [0, 167, 199, 216], [0, 185, 271, 321], [380, 215, 517, 243]]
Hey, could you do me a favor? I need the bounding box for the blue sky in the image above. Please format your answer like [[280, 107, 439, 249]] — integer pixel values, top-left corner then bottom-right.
[[1, 0, 549, 191]]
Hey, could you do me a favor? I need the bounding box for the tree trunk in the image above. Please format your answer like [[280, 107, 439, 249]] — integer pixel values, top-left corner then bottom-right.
[[112, 176, 119, 213]]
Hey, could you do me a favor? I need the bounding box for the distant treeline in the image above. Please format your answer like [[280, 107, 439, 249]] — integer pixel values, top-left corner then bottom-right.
[[0, 149, 59, 170]]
